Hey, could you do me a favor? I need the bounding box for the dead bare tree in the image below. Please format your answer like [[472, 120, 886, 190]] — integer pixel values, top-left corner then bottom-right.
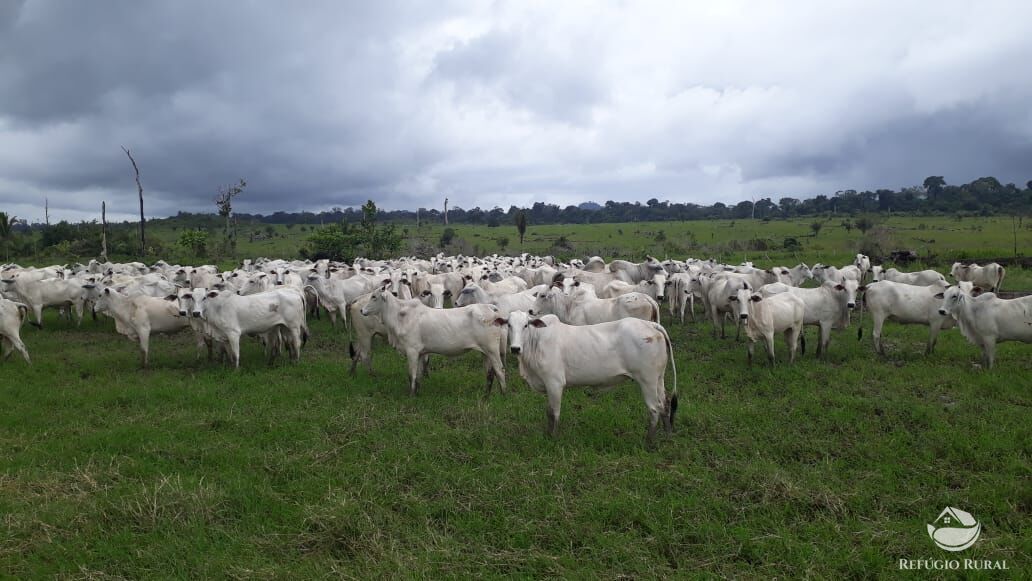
[[44, 197, 49, 226], [122, 147, 145, 254], [215, 179, 247, 256], [100, 201, 108, 260], [444, 197, 449, 225]]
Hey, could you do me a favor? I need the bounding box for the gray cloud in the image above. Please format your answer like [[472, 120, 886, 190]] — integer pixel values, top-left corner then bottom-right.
[[1, 0, 1030, 223]]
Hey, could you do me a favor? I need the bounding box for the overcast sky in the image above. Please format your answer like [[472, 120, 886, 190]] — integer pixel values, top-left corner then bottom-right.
[[1, 0, 1030, 222]]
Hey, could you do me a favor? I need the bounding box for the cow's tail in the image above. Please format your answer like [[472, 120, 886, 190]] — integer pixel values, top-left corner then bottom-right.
[[15, 302, 29, 326], [657, 323, 678, 429], [996, 265, 1005, 292]]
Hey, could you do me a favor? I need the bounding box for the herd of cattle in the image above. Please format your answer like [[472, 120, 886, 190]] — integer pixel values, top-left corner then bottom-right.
[[0, 254, 1027, 443]]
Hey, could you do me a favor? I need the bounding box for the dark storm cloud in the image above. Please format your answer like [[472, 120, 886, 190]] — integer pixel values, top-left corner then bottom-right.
[[0, 0, 1030, 222]]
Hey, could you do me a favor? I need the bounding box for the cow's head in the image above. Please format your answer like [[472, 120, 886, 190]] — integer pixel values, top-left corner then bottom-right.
[[728, 287, 761, 320], [498, 310, 547, 354], [360, 290, 388, 317]]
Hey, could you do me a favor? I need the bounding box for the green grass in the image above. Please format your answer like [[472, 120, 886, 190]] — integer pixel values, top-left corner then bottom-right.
[[1, 291, 1029, 576]]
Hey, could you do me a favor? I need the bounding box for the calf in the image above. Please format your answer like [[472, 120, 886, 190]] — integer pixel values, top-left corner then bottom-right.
[[360, 290, 507, 396], [0, 298, 30, 363], [730, 287, 804, 365], [937, 286, 1032, 369], [501, 311, 677, 445]]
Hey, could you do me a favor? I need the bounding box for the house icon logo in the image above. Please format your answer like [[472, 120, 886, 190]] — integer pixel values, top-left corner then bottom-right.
[[927, 507, 981, 552]]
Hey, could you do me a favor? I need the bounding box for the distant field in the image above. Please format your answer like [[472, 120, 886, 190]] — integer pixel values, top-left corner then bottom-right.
[[1, 215, 1029, 576]]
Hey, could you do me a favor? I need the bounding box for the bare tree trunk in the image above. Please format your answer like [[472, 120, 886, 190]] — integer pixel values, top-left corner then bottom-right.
[[101, 201, 108, 260], [444, 198, 449, 225], [122, 147, 145, 255], [45, 197, 49, 226]]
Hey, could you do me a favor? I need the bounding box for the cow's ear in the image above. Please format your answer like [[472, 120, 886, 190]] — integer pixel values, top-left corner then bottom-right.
[[420, 290, 431, 296], [381, 278, 391, 285], [443, 289, 452, 296], [492, 317, 507, 326], [82, 284, 95, 289], [573, 281, 580, 286], [665, 280, 672, 286], [645, 280, 654, 285], [530, 318, 548, 327], [183, 293, 193, 299], [728, 295, 738, 301], [164, 294, 178, 301], [858, 285, 867, 292], [933, 292, 944, 299], [835, 284, 845, 291], [972, 286, 984, 296], [103, 288, 111, 295], [750, 295, 762, 302], [207, 291, 219, 298]]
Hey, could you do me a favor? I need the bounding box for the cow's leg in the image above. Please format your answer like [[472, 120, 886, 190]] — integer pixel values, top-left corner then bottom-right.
[[484, 349, 506, 396], [786, 327, 799, 363], [709, 306, 720, 338], [819, 322, 832, 358], [406, 351, 422, 395], [328, 310, 337, 328], [138, 327, 151, 369], [640, 379, 664, 448], [288, 326, 303, 361], [764, 332, 776, 366], [32, 305, 43, 329], [746, 339, 755, 366], [5, 335, 30, 363], [227, 333, 242, 368], [421, 354, 431, 378], [982, 338, 997, 369], [545, 384, 563, 438], [872, 313, 886, 355], [925, 321, 943, 355], [74, 302, 84, 326]]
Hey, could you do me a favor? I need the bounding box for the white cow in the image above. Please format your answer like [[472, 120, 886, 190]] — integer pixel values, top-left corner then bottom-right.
[[857, 280, 957, 355], [937, 286, 1032, 369], [89, 286, 191, 367], [454, 282, 537, 316], [950, 262, 1006, 292], [304, 273, 379, 327], [0, 298, 30, 363], [761, 279, 861, 357], [532, 286, 659, 325], [360, 290, 507, 396], [730, 287, 805, 365], [700, 275, 752, 338], [854, 254, 872, 281], [813, 263, 862, 284], [501, 311, 677, 445], [185, 287, 308, 368], [0, 277, 85, 327], [872, 266, 946, 286]]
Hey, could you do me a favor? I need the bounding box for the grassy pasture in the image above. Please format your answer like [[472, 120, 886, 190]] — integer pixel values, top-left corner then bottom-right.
[[1, 274, 1029, 577]]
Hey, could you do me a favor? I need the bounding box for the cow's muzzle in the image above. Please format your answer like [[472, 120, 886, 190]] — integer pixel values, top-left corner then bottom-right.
[[847, 303, 856, 309], [178, 310, 187, 317], [938, 309, 947, 315], [510, 346, 521, 354], [192, 312, 202, 318], [739, 313, 748, 320]]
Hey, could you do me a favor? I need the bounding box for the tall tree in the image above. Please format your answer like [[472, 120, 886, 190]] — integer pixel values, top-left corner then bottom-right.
[[514, 209, 528, 246], [122, 147, 145, 254], [0, 212, 17, 261], [923, 176, 946, 201], [215, 179, 247, 256]]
